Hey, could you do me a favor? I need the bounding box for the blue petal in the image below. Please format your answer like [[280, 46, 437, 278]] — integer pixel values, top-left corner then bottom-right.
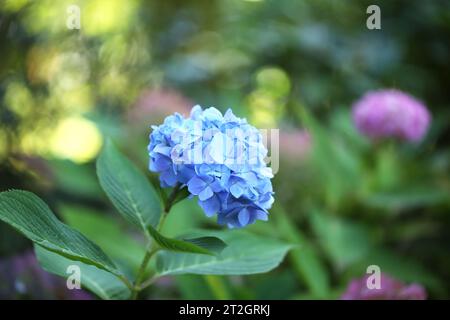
[[254, 209, 268, 221], [199, 196, 220, 217], [160, 170, 178, 187], [230, 183, 244, 198], [223, 109, 238, 123], [190, 105, 203, 119], [203, 107, 223, 121], [238, 208, 250, 226], [176, 165, 195, 184], [187, 176, 206, 195], [209, 133, 226, 164], [153, 155, 171, 171], [153, 144, 172, 156], [210, 180, 223, 193], [199, 186, 213, 201]]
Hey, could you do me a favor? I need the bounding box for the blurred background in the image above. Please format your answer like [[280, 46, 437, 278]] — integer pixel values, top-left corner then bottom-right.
[[0, 0, 449, 299]]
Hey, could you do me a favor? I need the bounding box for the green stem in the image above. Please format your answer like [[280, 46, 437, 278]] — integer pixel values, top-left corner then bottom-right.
[[131, 246, 159, 300], [117, 275, 134, 292], [204, 275, 231, 300], [164, 183, 181, 213], [139, 274, 158, 291], [159, 183, 182, 231], [130, 185, 184, 299]]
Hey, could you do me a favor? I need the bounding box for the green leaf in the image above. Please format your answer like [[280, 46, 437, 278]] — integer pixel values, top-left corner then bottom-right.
[[35, 245, 130, 300], [273, 205, 330, 298], [183, 237, 227, 254], [148, 225, 226, 256], [297, 107, 362, 208], [309, 208, 373, 269], [175, 275, 215, 299], [60, 205, 146, 273], [155, 230, 292, 276], [365, 188, 449, 211], [253, 270, 298, 300], [50, 160, 103, 199], [96, 139, 162, 231], [0, 190, 121, 276]]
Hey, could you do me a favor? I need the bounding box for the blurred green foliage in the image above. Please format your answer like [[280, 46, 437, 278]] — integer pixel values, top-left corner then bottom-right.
[[0, 0, 449, 299]]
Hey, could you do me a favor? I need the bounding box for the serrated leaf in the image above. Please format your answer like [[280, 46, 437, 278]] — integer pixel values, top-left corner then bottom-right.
[[148, 225, 226, 256], [60, 205, 147, 273], [0, 190, 121, 276], [35, 245, 130, 300], [155, 230, 292, 276], [183, 237, 227, 254], [96, 140, 162, 231]]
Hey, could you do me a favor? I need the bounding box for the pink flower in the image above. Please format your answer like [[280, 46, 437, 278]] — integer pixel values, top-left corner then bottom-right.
[[352, 89, 431, 142], [341, 273, 427, 300], [279, 130, 311, 161], [128, 87, 192, 125]]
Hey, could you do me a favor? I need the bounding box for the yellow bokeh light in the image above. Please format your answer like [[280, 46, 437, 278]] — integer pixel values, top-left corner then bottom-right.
[[49, 116, 103, 163], [52, 84, 94, 113], [99, 69, 132, 103], [255, 67, 291, 98], [66, 85, 93, 113], [52, 52, 91, 90], [21, 128, 54, 156], [22, 0, 72, 34], [246, 66, 291, 128], [251, 108, 278, 128], [26, 45, 60, 84], [4, 81, 34, 118], [1, 0, 29, 12], [247, 90, 282, 128], [82, 0, 138, 36]]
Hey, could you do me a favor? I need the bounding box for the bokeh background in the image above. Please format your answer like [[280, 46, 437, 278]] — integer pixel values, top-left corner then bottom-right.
[[1, 0, 449, 299]]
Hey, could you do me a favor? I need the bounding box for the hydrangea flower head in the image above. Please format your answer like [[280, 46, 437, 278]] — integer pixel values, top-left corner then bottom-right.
[[148, 105, 274, 228], [352, 89, 431, 142]]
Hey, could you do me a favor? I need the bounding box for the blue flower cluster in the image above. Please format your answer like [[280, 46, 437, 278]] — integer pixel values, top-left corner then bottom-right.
[[148, 105, 274, 228]]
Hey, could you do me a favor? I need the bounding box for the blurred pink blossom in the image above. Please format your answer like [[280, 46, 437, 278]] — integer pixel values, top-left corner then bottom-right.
[[352, 89, 431, 142], [341, 273, 427, 300], [128, 87, 192, 125], [279, 130, 311, 162]]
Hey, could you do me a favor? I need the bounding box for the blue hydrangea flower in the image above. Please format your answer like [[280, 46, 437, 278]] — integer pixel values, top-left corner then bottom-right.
[[148, 105, 274, 228]]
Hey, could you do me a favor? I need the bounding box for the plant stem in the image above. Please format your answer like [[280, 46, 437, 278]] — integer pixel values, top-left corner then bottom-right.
[[164, 183, 181, 213], [130, 184, 183, 299], [117, 275, 134, 292], [131, 246, 159, 300], [139, 274, 158, 291], [159, 183, 182, 230], [204, 275, 231, 300]]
